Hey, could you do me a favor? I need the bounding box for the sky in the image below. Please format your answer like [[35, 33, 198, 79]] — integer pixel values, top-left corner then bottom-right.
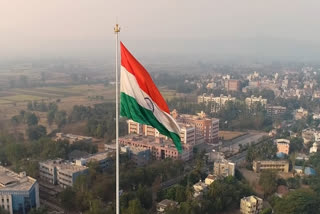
[[1, 0, 320, 60]]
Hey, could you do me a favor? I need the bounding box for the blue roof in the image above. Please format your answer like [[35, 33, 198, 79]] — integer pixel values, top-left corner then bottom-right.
[[304, 167, 316, 175], [276, 152, 286, 158]]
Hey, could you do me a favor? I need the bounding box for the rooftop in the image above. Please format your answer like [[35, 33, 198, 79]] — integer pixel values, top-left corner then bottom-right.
[[0, 166, 37, 192], [41, 159, 88, 173]]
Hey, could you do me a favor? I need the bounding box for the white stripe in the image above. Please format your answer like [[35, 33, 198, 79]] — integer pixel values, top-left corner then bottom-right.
[[120, 66, 180, 134]]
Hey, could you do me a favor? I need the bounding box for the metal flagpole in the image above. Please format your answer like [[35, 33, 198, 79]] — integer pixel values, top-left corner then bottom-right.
[[114, 23, 120, 214]]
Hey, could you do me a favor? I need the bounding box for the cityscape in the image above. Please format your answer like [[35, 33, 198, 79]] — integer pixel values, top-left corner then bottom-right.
[[1, 1, 320, 214]]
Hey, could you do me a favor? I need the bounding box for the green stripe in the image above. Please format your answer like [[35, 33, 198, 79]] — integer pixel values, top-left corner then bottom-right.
[[120, 92, 182, 152]]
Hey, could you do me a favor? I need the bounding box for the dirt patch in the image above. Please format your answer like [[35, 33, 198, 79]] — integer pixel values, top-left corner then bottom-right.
[[219, 131, 247, 141]]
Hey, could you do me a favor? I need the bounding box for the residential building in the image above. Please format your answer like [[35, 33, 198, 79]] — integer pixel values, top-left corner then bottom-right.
[[245, 96, 267, 109], [177, 111, 219, 144], [193, 180, 208, 198], [302, 129, 315, 145], [119, 135, 193, 161], [127, 120, 196, 146], [55, 133, 92, 144], [225, 79, 241, 91], [310, 142, 318, 153], [294, 107, 309, 120], [39, 159, 88, 188], [240, 195, 263, 214], [157, 199, 178, 213], [275, 139, 290, 156], [266, 105, 287, 118], [253, 160, 289, 173], [197, 94, 235, 112], [204, 174, 216, 185], [128, 147, 151, 166], [0, 166, 40, 214], [213, 159, 235, 177]]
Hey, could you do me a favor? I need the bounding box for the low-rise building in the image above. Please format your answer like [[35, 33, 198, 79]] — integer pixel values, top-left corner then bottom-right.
[[197, 94, 235, 113], [302, 128, 315, 145], [157, 199, 178, 213], [193, 180, 208, 198], [0, 166, 40, 214], [310, 142, 318, 153], [75, 152, 114, 170], [204, 174, 217, 185], [275, 139, 290, 156], [294, 107, 309, 120], [214, 159, 235, 177], [253, 160, 289, 173], [119, 135, 193, 161], [240, 195, 263, 214], [128, 147, 151, 166], [55, 133, 92, 144], [39, 159, 88, 188]]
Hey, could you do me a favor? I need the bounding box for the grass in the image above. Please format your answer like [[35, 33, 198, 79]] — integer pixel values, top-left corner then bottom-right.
[[0, 94, 44, 102]]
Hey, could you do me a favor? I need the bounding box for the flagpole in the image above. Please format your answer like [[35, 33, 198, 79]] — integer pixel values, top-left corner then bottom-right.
[[114, 23, 120, 214]]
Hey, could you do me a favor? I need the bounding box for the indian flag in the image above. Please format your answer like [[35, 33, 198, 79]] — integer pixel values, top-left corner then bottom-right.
[[120, 42, 182, 152]]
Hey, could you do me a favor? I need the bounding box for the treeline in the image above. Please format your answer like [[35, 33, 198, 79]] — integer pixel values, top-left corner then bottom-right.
[[153, 72, 197, 93], [27, 100, 59, 112], [69, 103, 127, 141], [0, 133, 96, 178]]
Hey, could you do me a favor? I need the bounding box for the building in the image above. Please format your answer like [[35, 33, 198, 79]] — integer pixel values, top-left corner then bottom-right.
[[177, 112, 219, 144], [253, 160, 289, 173], [275, 139, 290, 156], [294, 166, 316, 176], [213, 159, 235, 177], [127, 120, 196, 146], [75, 152, 114, 170], [302, 128, 315, 145], [204, 174, 216, 185], [294, 107, 309, 120], [245, 96, 267, 109], [128, 147, 151, 166], [197, 94, 235, 112], [225, 79, 241, 91], [157, 199, 178, 213], [39, 159, 88, 188], [240, 195, 263, 214], [266, 105, 287, 118], [0, 166, 40, 214], [193, 180, 208, 198], [310, 142, 318, 153], [119, 135, 193, 161], [55, 133, 92, 144]]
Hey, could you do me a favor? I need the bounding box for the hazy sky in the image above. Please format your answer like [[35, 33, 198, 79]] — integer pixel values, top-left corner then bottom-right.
[[1, 0, 320, 59]]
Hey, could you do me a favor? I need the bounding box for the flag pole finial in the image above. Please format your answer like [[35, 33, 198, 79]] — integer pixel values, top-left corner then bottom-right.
[[114, 24, 120, 33]]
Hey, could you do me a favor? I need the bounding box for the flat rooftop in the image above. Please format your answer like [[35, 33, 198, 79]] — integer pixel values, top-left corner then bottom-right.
[[40, 159, 88, 173], [86, 152, 113, 162], [0, 166, 36, 192]]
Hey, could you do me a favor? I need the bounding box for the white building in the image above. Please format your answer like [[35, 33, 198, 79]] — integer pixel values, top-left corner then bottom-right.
[[245, 96, 267, 109], [214, 159, 235, 177], [240, 195, 263, 214], [193, 180, 208, 198], [310, 142, 318, 153], [39, 159, 88, 188], [0, 167, 40, 214]]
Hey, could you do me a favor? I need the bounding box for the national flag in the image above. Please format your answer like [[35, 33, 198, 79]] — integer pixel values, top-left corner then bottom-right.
[[120, 42, 182, 152]]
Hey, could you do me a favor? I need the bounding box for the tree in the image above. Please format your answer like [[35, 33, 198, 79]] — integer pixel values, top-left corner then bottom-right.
[[123, 199, 146, 214], [27, 125, 47, 140], [273, 189, 320, 214], [59, 187, 77, 212], [259, 170, 278, 196], [26, 113, 38, 126], [29, 207, 48, 214]]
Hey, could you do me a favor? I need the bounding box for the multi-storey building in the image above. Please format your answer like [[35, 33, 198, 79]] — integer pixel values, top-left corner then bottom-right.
[[213, 159, 235, 177], [0, 167, 40, 214], [245, 96, 267, 109], [225, 79, 241, 91], [275, 139, 290, 156], [39, 159, 88, 188], [119, 135, 193, 161], [253, 160, 289, 173], [76, 152, 114, 170], [266, 105, 287, 118], [197, 94, 236, 112], [177, 111, 219, 144], [129, 147, 151, 166], [240, 195, 263, 214], [128, 120, 196, 146], [294, 107, 309, 120]]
